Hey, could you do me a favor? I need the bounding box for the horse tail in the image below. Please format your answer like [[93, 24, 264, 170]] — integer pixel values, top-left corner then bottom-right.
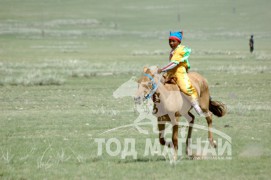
[[209, 98, 227, 117]]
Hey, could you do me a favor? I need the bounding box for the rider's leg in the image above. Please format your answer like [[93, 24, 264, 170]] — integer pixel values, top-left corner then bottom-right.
[[176, 70, 205, 116], [191, 98, 204, 116]]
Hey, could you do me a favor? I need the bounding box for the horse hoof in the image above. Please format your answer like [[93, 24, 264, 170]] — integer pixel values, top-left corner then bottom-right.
[[173, 154, 178, 161], [208, 138, 217, 148], [212, 140, 217, 148]]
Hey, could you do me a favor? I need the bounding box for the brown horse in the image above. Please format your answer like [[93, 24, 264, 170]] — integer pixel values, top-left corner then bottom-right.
[[134, 66, 227, 160]]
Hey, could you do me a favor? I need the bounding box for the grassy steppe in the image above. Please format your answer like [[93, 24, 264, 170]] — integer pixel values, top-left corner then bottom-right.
[[0, 0, 271, 179]]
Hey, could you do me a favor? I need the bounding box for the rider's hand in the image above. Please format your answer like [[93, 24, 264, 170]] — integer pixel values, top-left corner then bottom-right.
[[157, 68, 162, 74]]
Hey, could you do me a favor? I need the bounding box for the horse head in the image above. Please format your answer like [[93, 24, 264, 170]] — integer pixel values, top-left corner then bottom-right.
[[134, 66, 160, 105]]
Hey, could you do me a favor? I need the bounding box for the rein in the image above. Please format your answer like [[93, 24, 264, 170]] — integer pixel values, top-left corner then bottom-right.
[[143, 73, 161, 100]]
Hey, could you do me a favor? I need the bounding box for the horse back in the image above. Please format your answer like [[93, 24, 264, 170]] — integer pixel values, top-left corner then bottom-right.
[[188, 71, 209, 94], [163, 71, 209, 94]]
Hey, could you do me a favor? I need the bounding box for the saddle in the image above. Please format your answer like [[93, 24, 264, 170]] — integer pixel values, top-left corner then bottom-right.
[[162, 74, 180, 91]]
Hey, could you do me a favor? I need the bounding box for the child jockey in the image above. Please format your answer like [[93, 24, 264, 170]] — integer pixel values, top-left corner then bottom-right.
[[157, 31, 204, 116]]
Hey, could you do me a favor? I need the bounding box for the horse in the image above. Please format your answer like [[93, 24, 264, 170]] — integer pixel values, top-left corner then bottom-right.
[[134, 66, 227, 160]]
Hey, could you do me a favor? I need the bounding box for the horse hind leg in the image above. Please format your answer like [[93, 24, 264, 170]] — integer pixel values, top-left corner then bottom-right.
[[199, 91, 217, 148], [205, 113, 217, 148], [184, 112, 195, 156], [158, 116, 179, 162], [200, 106, 217, 148]]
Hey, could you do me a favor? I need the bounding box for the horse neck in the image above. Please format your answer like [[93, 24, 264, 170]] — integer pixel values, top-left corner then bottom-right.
[[155, 76, 170, 100]]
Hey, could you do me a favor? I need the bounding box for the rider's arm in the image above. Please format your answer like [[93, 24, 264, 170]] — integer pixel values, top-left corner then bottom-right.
[[160, 61, 178, 72]]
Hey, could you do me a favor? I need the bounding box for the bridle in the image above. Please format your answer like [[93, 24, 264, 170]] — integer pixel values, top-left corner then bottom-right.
[[133, 71, 162, 113], [143, 73, 159, 100]]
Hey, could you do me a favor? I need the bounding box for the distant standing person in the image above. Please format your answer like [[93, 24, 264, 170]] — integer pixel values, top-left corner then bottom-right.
[[249, 35, 254, 53]]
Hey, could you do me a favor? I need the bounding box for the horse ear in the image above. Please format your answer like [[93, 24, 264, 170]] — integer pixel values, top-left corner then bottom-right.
[[143, 67, 148, 73]]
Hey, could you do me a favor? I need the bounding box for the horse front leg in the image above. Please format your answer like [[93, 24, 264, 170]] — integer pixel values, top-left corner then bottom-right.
[[158, 115, 178, 162], [206, 113, 217, 148], [172, 123, 179, 161], [157, 117, 166, 146]]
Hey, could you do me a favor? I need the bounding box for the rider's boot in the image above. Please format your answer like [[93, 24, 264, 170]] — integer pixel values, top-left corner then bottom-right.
[[191, 99, 205, 117]]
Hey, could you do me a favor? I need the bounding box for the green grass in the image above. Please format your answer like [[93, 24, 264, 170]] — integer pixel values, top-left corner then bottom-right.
[[0, 0, 271, 179]]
